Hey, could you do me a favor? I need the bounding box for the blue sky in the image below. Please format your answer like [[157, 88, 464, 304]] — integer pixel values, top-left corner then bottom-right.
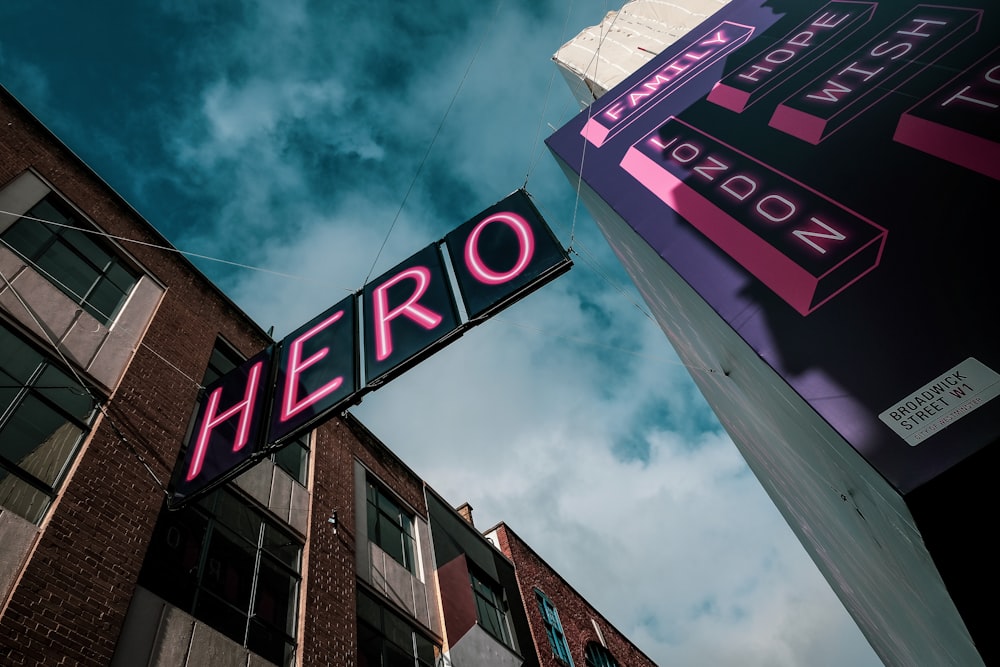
[[0, 1, 881, 664]]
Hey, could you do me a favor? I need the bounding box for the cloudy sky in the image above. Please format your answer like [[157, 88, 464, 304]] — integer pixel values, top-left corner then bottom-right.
[[1, 1, 881, 664]]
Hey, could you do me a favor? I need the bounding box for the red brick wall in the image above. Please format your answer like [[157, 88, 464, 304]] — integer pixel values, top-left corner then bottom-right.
[[493, 524, 658, 667], [1, 88, 275, 666]]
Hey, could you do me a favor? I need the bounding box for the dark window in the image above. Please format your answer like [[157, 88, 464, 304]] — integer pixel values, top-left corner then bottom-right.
[[202, 343, 243, 386], [366, 478, 416, 573], [471, 567, 512, 647], [357, 588, 437, 667], [585, 642, 620, 667], [1, 194, 139, 325], [138, 488, 302, 666], [0, 321, 96, 523], [273, 434, 310, 485], [536, 589, 574, 664]]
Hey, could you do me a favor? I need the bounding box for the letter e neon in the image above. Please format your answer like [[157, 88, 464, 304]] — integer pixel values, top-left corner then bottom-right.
[[280, 310, 346, 422]]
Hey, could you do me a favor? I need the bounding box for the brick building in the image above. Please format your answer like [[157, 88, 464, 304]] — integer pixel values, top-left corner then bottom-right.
[[486, 523, 657, 667], [0, 84, 654, 667]]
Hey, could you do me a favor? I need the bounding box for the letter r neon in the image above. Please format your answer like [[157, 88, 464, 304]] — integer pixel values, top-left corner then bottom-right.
[[186, 361, 263, 482], [372, 266, 443, 361]]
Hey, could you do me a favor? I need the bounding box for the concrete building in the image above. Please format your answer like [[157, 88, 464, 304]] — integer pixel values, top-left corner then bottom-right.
[[548, 1, 997, 665], [0, 84, 653, 667]]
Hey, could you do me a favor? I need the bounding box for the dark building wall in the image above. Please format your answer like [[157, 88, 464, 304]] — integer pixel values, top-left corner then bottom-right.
[[490, 523, 658, 667], [299, 413, 434, 666]]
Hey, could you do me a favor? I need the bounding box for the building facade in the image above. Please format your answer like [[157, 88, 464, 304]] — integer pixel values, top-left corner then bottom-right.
[[549, 1, 997, 665], [0, 85, 653, 667], [486, 523, 657, 667]]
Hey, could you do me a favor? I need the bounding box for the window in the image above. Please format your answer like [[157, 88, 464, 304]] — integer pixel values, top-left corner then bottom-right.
[[1, 194, 139, 325], [471, 567, 512, 647], [357, 587, 438, 667], [138, 488, 303, 666], [272, 434, 310, 486], [585, 642, 620, 667], [536, 589, 573, 664], [366, 478, 416, 573], [0, 321, 96, 523]]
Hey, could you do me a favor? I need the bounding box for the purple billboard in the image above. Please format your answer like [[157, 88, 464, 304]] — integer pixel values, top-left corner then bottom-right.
[[547, 0, 999, 493]]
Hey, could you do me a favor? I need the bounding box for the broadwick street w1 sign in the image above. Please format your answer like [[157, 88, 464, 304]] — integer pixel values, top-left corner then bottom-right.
[[168, 189, 571, 508]]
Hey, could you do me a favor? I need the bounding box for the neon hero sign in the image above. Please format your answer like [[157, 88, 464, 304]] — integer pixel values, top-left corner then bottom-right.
[[169, 190, 571, 507]]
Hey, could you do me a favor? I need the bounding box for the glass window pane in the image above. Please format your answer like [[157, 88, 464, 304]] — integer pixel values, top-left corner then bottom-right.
[[378, 521, 406, 565], [0, 328, 41, 384], [247, 618, 294, 667], [585, 643, 620, 667], [367, 501, 379, 542], [402, 531, 415, 571], [377, 492, 401, 519], [215, 490, 262, 543], [263, 524, 301, 570], [254, 554, 298, 636], [383, 608, 414, 653], [106, 261, 137, 293], [193, 590, 247, 646], [0, 465, 51, 523], [357, 622, 382, 667], [0, 394, 84, 486], [84, 276, 128, 323], [35, 240, 96, 301], [204, 346, 241, 386], [357, 589, 383, 629], [201, 525, 256, 610], [35, 366, 93, 422], [61, 227, 109, 269], [1, 218, 53, 259], [273, 440, 307, 485], [476, 595, 503, 639], [0, 373, 21, 414], [415, 634, 435, 663], [27, 199, 68, 231], [385, 643, 413, 667], [138, 505, 208, 611]]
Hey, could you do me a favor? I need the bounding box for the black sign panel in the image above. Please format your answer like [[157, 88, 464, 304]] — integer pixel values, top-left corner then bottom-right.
[[168, 189, 571, 509], [362, 243, 459, 386], [445, 189, 571, 320], [268, 295, 359, 445], [171, 346, 273, 506]]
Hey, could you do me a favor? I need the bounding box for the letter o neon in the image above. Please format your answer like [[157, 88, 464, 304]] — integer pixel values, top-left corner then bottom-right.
[[464, 213, 535, 285]]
